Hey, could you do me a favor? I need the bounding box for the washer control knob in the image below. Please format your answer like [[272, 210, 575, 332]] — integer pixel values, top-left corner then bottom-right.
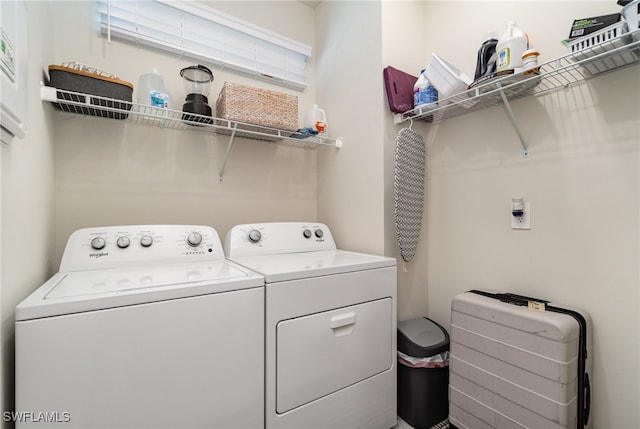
[[187, 232, 203, 247], [140, 235, 153, 247], [303, 229, 312, 239], [315, 229, 324, 238], [116, 236, 130, 249], [91, 237, 106, 250], [248, 229, 262, 243]]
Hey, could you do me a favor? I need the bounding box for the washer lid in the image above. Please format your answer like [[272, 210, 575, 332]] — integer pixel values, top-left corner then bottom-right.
[[229, 249, 396, 283], [16, 260, 264, 321]]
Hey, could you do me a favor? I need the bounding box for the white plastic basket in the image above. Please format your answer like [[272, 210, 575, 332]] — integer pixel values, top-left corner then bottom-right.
[[622, 0, 639, 32], [566, 20, 636, 74], [567, 21, 628, 53], [424, 53, 472, 101]]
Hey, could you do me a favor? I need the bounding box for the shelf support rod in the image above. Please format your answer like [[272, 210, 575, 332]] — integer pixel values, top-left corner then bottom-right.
[[497, 85, 529, 157], [218, 123, 239, 183]]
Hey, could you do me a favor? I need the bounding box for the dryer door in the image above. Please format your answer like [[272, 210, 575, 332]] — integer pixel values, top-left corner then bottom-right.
[[276, 297, 393, 413]]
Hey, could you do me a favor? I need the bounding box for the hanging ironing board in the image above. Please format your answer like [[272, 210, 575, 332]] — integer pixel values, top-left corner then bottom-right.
[[394, 127, 425, 262]]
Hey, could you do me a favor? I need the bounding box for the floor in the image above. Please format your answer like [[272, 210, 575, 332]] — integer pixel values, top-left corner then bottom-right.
[[394, 417, 450, 429]]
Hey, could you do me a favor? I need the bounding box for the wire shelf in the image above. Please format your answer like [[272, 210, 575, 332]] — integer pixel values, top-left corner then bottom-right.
[[40, 86, 342, 150], [397, 29, 640, 125]]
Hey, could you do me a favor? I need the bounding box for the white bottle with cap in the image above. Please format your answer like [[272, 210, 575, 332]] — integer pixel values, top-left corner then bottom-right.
[[495, 21, 529, 73], [306, 104, 327, 133]]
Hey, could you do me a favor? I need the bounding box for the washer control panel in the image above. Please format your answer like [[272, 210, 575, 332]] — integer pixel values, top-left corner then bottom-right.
[[60, 225, 225, 272], [224, 222, 336, 258]]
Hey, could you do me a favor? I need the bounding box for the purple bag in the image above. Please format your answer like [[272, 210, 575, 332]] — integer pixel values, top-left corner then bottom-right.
[[383, 66, 417, 113]]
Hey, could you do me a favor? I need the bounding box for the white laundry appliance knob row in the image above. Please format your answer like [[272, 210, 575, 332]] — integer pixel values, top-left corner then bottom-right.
[[89, 231, 205, 251]]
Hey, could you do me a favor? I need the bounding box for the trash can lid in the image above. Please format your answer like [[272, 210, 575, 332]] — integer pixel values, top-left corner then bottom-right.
[[398, 317, 450, 358]]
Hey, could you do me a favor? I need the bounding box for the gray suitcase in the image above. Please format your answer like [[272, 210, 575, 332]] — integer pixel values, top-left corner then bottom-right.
[[449, 290, 592, 429]]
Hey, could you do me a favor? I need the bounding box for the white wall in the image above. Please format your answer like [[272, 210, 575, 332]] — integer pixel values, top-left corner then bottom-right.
[[416, 2, 639, 428], [0, 1, 56, 419], [381, 1, 430, 321], [0, 86, 2, 424], [50, 1, 321, 264], [0, 148, 2, 419], [315, 1, 386, 254]]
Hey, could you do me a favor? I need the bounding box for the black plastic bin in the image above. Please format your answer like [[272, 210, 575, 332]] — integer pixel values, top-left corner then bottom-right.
[[397, 317, 450, 429]]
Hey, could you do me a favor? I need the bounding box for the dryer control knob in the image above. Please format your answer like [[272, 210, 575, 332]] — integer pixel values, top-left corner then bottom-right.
[[91, 237, 106, 250], [187, 232, 203, 247], [248, 229, 262, 243], [303, 229, 312, 239], [315, 229, 324, 238], [140, 235, 153, 247], [116, 236, 130, 249]]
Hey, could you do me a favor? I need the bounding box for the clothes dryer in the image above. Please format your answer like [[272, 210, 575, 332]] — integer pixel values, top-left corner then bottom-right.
[[224, 222, 397, 429], [15, 225, 264, 429]]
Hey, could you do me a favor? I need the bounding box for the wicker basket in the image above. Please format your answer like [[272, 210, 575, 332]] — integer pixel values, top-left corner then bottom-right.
[[215, 82, 298, 141]]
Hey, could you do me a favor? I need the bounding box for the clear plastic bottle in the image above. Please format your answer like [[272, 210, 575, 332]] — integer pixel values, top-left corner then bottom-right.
[[413, 69, 438, 109], [137, 68, 169, 108], [495, 21, 529, 73]]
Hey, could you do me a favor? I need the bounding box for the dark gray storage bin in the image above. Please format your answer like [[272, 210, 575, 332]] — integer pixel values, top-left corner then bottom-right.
[[48, 64, 133, 120], [397, 317, 450, 429]]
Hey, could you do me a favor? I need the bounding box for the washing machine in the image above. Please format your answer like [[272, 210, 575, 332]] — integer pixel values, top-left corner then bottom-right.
[[224, 222, 397, 429], [15, 225, 265, 429]]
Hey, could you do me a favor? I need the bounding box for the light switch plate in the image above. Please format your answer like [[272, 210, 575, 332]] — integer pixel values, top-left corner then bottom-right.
[[512, 202, 531, 230]]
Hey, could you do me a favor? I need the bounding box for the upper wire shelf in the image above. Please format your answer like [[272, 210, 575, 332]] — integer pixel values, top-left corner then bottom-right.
[[395, 29, 640, 125], [40, 85, 343, 150]]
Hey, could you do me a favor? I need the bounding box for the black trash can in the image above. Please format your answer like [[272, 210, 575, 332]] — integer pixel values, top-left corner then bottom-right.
[[397, 317, 450, 429]]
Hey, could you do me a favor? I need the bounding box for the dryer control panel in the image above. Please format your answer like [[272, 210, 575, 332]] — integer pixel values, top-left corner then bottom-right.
[[224, 222, 337, 258], [60, 225, 225, 272]]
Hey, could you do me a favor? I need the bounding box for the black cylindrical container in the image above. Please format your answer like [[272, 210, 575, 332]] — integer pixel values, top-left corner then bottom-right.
[[181, 93, 213, 125], [474, 36, 499, 80], [397, 317, 450, 429]]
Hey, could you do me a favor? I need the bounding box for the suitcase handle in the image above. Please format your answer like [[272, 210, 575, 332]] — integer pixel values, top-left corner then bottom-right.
[[584, 373, 591, 425], [468, 290, 550, 307]]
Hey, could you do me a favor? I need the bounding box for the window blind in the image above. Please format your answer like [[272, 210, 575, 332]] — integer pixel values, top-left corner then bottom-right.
[[98, 0, 311, 91]]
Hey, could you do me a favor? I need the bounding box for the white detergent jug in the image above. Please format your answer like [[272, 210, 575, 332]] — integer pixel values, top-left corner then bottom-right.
[[495, 21, 529, 73], [306, 104, 327, 133]]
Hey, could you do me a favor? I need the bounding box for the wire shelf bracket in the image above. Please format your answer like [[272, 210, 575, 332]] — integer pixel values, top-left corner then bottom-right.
[[218, 123, 238, 183], [497, 84, 528, 157]]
